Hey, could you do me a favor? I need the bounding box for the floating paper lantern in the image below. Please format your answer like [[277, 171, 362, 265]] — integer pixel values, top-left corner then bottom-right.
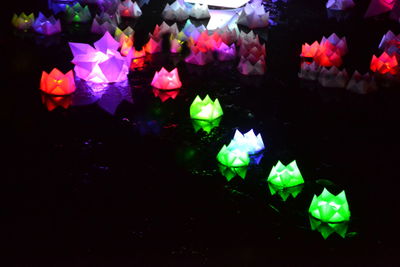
[[379, 30, 400, 51], [309, 215, 349, 239], [65, 3, 92, 23], [118, 0, 142, 18], [153, 88, 179, 102], [217, 144, 250, 179], [237, 56, 265, 75], [309, 188, 351, 223], [49, 0, 80, 14], [318, 66, 348, 88], [192, 117, 221, 133], [237, 2, 270, 29], [326, 0, 355, 10], [216, 42, 236, 61], [268, 183, 303, 201], [151, 67, 182, 90], [267, 160, 304, 188], [190, 95, 223, 121], [300, 41, 320, 59], [189, 3, 210, 19], [162, 0, 190, 21], [346, 71, 377, 94], [298, 61, 321, 80], [69, 32, 132, 83], [228, 129, 264, 155], [40, 68, 76, 95], [370, 52, 399, 75], [12, 13, 35, 30], [32, 12, 61, 35]]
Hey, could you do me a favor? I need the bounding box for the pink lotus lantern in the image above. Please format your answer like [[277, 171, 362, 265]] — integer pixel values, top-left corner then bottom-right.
[[151, 67, 182, 90], [40, 68, 76, 95], [69, 32, 132, 84], [370, 52, 399, 75]]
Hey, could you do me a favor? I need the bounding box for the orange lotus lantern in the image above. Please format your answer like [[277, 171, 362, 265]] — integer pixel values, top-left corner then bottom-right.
[[301, 41, 320, 58], [370, 52, 399, 75], [40, 68, 76, 95], [151, 67, 182, 90]]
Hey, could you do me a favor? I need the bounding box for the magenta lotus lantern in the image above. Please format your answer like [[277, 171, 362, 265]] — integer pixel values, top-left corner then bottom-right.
[[151, 67, 182, 90]]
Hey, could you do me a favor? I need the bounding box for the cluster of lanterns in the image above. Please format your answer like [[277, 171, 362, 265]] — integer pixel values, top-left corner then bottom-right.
[[16, 0, 353, 240]]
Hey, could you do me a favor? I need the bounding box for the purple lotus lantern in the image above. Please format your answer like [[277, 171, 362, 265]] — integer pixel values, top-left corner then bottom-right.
[[32, 12, 62, 35], [69, 32, 132, 83]]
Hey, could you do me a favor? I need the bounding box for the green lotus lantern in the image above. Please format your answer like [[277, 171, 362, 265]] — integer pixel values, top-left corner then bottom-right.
[[216, 144, 250, 181], [267, 160, 304, 188], [65, 3, 92, 23], [268, 183, 303, 201], [309, 188, 351, 223], [309, 216, 349, 239], [190, 95, 223, 121]]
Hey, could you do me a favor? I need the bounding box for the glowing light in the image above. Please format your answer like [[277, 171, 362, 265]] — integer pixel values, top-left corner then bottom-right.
[[65, 3, 92, 23], [370, 52, 399, 75], [190, 3, 210, 19], [32, 12, 61, 35], [40, 68, 76, 95], [190, 95, 223, 121], [267, 161, 304, 188], [118, 0, 142, 18], [162, 0, 190, 21], [144, 36, 162, 54], [217, 144, 250, 180], [309, 188, 351, 223], [228, 129, 264, 155], [309, 216, 349, 239], [12, 13, 35, 30], [151, 67, 182, 90], [237, 1, 269, 29]]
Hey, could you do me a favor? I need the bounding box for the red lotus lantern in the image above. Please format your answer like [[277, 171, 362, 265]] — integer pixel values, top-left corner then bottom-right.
[[370, 52, 399, 75], [151, 67, 182, 90], [40, 68, 76, 95]]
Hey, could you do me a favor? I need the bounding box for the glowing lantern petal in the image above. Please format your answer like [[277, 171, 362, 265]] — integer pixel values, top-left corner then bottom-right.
[[309, 188, 351, 223], [151, 67, 182, 90], [40, 68, 76, 95], [190, 95, 223, 121]]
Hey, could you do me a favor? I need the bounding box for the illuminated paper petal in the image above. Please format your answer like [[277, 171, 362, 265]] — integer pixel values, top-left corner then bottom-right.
[[301, 41, 320, 58], [267, 160, 304, 188], [370, 52, 399, 75], [228, 129, 264, 155], [189, 3, 210, 19], [309, 188, 351, 223], [144, 36, 163, 54], [237, 2, 269, 29], [32, 12, 61, 35], [192, 118, 221, 133], [309, 215, 349, 239], [216, 42, 236, 61], [217, 144, 250, 168], [190, 95, 223, 121], [66, 3, 92, 23], [268, 183, 304, 201], [346, 71, 378, 94], [69, 32, 131, 83], [153, 88, 180, 102], [365, 0, 395, 17], [218, 163, 248, 181], [151, 67, 182, 90], [320, 33, 348, 56], [162, 0, 190, 21], [185, 50, 214, 65], [326, 0, 355, 10], [12, 12, 35, 30], [298, 61, 321, 80], [40, 68, 76, 95], [237, 56, 265, 75], [318, 66, 348, 88], [118, 0, 142, 18]]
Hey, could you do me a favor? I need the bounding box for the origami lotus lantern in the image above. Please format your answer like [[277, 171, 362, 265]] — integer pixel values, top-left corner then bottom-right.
[[190, 95, 223, 121], [153, 88, 180, 102], [69, 32, 132, 83], [268, 183, 304, 201], [300, 41, 320, 59], [40, 68, 76, 95], [309, 188, 351, 223], [189, 3, 210, 19], [237, 2, 270, 29], [41, 93, 72, 111], [162, 0, 190, 21], [144, 36, 162, 54], [12, 13, 35, 30], [217, 26, 238, 45], [314, 47, 342, 67], [217, 144, 250, 179], [228, 129, 264, 155], [298, 61, 321, 81], [320, 33, 348, 56], [326, 0, 355, 10], [318, 66, 348, 88], [218, 163, 248, 181], [379, 30, 400, 51], [192, 117, 221, 133], [65, 3, 92, 23], [237, 56, 266, 75], [151, 68, 182, 90], [115, 26, 135, 42], [32, 12, 61, 35], [216, 42, 236, 61], [49, 0, 80, 14], [309, 215, 349, 239], [267, 160, 304, 188], [370, 52, 399, 75], [118, 0, 142, 18], [346, 71, 378, 94]]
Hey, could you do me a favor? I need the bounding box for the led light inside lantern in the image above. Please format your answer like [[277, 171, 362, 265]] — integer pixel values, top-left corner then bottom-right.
[[118, 0, 142, 18], [267, 160, 304, 188], [40, 68, 76, 95], [309, 215, 349, 239], [69, 32, 132, 84], [370, 52, 399, 75], [12, 13, 35, 30], [228, 129, 264, 155], [190, 95, 223, 121], [309, 188, 350, 223], [65, 3, 92, 23], [268, 183, 303, 201], [151, 67, 182, 90]]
